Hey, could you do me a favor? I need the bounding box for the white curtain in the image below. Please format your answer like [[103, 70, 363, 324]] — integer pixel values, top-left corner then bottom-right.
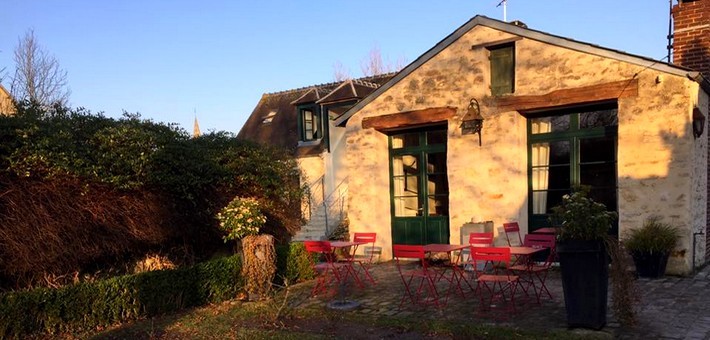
[[531, 119, 551, 214]]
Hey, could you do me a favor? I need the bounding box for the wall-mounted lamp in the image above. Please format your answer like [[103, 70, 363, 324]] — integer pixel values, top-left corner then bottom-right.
[[693, 107, 705, 139], [461, 98, 484, 146]]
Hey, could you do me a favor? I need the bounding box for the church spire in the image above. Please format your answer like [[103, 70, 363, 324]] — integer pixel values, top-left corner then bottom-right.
[[193, 110, 201, 138]]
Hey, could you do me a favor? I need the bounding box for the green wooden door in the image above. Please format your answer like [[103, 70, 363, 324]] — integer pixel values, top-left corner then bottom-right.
[[389, 128, 449, 245]]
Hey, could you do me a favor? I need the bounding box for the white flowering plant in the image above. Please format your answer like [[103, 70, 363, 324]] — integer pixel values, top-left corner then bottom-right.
[[217, 196, 266, 242]]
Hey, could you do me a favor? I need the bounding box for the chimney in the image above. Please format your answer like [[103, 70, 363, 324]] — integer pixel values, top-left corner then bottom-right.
[[672, 0, 710, 78]]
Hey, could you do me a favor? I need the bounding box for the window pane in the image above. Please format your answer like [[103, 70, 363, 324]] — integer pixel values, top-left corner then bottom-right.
[[391, 132, 419, 148], [426, 152, 446, 174], [580, 137, 615, 163], [393, 196, 421, 217], [580, 163, 616, 188], [580, 108, 618, 129], [427, 175, 448, 195], [531, 116, 570, 134], [427, 195, 449, 216], [427, 130, 447, 145]]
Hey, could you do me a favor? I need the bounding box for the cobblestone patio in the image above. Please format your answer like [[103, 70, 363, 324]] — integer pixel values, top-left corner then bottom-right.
[[295, 261, 710, 339]]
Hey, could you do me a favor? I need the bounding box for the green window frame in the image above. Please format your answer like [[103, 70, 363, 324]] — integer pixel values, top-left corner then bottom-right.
[[527, 103, 619, 235], [489, 43, 515, 96], [297, 105, 321, 142]]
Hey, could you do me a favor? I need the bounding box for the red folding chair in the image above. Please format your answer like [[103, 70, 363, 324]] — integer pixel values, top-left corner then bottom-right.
[[392, 244, 441, 309], [469, 232, 494, 247], [461, 232, 494, 280], [470, 247, 520, 316], [304, 241, 349, 297], [503, 222, 523, 246], [510, 234, 556, 303], [351, 232, 377, 285]]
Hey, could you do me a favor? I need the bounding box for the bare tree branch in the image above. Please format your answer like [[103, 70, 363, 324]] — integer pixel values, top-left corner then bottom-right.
[[10, 29, 70, 106], [359, 45, 406, 77], [332, 61, 351, 82]]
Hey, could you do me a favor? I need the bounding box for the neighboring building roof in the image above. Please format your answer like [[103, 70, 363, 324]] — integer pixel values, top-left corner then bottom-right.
[[237, 73, 394, 157], [334, 15, 704, 126]]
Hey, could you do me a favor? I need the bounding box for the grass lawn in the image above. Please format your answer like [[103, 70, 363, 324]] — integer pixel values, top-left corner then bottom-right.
[[60, 297, 610, 340]]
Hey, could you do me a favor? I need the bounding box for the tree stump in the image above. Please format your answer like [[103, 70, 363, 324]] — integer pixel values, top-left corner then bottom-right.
[[241, 234, 276, 300]]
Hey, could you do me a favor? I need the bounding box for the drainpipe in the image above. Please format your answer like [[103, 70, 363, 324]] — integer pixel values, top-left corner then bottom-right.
[[322, 176, 328, 237], [693, 230, 705, 274]]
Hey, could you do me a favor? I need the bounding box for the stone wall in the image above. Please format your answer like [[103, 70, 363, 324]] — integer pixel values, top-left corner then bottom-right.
[[345, 24, 705, 274]]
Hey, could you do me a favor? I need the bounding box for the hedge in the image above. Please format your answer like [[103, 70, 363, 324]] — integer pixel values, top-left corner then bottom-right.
[[275, 241, 316, 285], [0, 255, 242, 338], [0, 242, 317, 338]]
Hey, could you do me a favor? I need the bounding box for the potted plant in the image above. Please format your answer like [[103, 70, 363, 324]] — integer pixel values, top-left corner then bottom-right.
[[550, 186, 617, 330], [624, 216, 680, 278]]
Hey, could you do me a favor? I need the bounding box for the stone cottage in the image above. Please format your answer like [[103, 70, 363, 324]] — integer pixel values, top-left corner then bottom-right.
[[240, 2, 710, 275]]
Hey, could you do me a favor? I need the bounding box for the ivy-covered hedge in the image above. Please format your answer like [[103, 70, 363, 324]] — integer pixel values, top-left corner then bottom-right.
[[0, 255, 242, 338]]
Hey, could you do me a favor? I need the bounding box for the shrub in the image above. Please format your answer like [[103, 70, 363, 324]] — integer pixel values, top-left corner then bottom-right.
[[275, 242, 315, 285], [0, 255, 242, 338], [624, 216, 681, 255], [550, 186, 617, 242], [217, 197, 266, 241]]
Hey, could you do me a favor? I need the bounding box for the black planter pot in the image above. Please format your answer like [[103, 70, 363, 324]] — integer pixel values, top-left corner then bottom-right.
[[557, 240, 608, 330], [631, 251, 670, 278]]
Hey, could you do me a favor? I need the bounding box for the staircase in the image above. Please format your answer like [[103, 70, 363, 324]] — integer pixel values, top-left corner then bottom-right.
[[293, 177, 347, 241]]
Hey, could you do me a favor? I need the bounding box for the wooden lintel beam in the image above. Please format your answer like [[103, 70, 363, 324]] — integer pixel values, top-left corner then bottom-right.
[[495, 78, 639, 112], [361, 107, 457, 130]]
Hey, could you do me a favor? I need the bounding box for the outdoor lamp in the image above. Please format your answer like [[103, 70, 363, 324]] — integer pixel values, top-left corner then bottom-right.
[[693, 107, 705, 139], [461, 98, 484, 146]]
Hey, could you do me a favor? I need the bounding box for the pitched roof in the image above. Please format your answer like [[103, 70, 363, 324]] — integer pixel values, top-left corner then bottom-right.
[[334, 15, 704, 127], [236, 73, 394, 156]]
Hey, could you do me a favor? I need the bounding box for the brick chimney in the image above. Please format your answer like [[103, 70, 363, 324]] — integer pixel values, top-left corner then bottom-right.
[[672, 0, 710, 78]]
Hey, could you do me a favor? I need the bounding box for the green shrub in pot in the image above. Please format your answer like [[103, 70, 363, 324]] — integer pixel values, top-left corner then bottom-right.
[[623, 216, 680, 278]]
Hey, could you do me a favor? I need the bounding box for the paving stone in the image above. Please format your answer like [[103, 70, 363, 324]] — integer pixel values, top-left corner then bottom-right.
[[293, 261, 710, 338]]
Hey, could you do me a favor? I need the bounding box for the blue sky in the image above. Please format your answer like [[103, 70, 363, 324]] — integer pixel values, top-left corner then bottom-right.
[[0, 1, 672, 135]]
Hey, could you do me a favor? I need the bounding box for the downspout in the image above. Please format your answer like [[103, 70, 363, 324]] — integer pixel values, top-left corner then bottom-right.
[[693, 231, 705, 273], [322, 176, 328, 237]]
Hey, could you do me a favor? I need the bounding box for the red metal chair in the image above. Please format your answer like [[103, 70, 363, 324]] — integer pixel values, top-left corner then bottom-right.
[[461, 232, 495, 277], [470, 247, 520, 316], [469, 232, 494, 247], [304, 240, 348, 297], [510, 233, 556, 303], [503, 222, 523, 246], [392, 244, 441, 309], [352, 232, 377, 285]]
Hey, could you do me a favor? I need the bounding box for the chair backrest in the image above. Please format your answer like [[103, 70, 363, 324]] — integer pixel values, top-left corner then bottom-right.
[[304, 240, 332, 254], [523, 233, 556, 263], [392, 244, 428, 274], [503, 222, 523, 246], [392, 244, 425, 260], [353, 232, 376, 244], [304, 241, 334, 263], [469, 232, 494, 247], [470, 247, 511, 265], [354, 232, 378, 262]]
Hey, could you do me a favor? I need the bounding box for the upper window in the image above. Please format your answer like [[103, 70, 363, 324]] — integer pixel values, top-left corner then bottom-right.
[[489, 43, 515, 96], [299, 106, 321, 142]]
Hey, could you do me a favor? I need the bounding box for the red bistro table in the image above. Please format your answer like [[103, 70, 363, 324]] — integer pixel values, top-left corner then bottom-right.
[[423, 244, 471, 304], [330, 241, 370, 288]]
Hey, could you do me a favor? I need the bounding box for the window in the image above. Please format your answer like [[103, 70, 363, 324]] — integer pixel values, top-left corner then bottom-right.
[[298, 106, 321, 141], [528, 103, 619, 235], [261, 110, 277, 124], [489, 43, 515, 96]]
